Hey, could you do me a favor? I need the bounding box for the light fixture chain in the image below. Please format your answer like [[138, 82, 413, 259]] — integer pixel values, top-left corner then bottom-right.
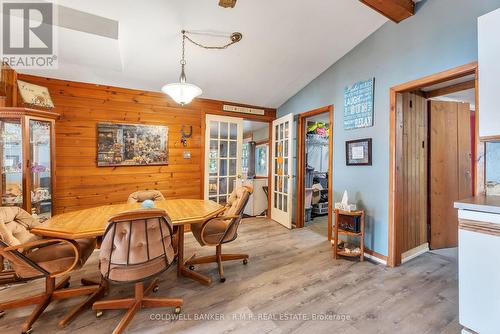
[[181, 32, 186, 65], [183, 31, 242, 50]]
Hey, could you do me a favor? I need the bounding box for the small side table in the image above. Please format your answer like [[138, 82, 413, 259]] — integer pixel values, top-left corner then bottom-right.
[[332, 209, 365, 261]]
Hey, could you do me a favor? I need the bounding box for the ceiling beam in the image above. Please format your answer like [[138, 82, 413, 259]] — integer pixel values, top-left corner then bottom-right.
[[424, 80, 476, 99], [219, 0, 237, 8], [359, 0, 415, 23]]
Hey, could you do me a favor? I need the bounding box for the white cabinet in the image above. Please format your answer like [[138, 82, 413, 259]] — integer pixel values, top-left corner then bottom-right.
[[457, 209, 500, 334], [478, 8, 500, 138], [241, 178, 268, 216]]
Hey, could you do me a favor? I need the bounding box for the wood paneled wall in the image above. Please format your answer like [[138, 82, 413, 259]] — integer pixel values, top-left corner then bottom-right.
[[16, 74, 275, 214], [1, 63, 18, 107], [400, 92, 428, 253]]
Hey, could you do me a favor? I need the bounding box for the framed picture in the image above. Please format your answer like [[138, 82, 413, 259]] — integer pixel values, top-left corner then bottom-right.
[[346, 138, 372, 166], [97, 123, 168, 167]]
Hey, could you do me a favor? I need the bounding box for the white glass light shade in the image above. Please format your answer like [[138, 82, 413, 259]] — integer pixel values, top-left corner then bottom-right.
[[161, 82, 202, 105]]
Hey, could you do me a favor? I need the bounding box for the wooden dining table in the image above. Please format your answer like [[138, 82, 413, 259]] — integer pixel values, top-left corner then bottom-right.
[[30, 199, 225, 285]]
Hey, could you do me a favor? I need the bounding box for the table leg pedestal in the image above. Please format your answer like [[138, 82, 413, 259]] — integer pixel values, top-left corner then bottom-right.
[[177, 225, 212, 285]]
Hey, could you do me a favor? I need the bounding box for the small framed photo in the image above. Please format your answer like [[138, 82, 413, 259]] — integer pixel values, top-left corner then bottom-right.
[[346, 138, 372, 166]]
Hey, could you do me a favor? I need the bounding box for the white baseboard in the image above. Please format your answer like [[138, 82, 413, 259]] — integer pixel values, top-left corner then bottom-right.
[[461, 327, 476, 334], [330, 240, 388, 265], [401, 243, 429, 264], [364, 253, 387, 265]]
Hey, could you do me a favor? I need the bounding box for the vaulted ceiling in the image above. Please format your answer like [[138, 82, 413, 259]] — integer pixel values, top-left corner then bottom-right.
[[18, 0, 388, 108]]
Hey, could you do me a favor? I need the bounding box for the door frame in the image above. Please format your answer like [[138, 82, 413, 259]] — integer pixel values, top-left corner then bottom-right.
[[296, 105, 333, 233], [388, 62, 483, 267], [201, 109, 275, 218]]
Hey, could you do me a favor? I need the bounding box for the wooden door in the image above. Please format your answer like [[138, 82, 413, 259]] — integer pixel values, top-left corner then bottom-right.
[[430, 100, 472, 249], [400, 92, 428, 254], [271, 113, 293, 229]]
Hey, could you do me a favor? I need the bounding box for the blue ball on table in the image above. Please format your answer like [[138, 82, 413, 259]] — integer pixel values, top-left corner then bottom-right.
[[141, 199, 155, 209]]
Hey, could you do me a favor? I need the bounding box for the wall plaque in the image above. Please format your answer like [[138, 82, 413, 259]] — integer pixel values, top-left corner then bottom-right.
[[17, 80, 55, 109], [344, 78, 374, 130]]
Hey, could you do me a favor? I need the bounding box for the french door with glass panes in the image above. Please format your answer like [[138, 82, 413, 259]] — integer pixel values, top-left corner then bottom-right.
[[271, 113, 294, 229], [205, 115, 243, 205]]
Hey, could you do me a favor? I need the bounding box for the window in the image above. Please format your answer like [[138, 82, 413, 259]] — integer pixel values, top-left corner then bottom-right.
[[255, 143, 268, 177], [241, 142, 249, 174]]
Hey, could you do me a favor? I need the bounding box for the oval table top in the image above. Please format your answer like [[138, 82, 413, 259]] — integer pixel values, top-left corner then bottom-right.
[[31, 199, 225, 240]]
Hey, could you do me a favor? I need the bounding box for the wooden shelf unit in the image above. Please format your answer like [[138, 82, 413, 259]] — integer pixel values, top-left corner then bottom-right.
[[332, 209, 365, 261]]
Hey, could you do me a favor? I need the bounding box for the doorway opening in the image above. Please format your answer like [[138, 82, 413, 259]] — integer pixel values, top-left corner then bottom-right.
[[203, 114, 273, 219], [296, 106, 333, 237], [388, 62, 483, 266], [241, 120, 271, 217]]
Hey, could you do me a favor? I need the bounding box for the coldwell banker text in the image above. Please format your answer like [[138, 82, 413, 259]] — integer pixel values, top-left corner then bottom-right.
[[1, 1, 58, 69]]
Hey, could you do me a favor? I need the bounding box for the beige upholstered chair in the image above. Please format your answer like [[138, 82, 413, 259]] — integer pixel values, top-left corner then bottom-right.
[[187, 185, 252, 282], [92, 209, 182, 334], [0, 207, 101, 333], [127, 190, 165, 204]]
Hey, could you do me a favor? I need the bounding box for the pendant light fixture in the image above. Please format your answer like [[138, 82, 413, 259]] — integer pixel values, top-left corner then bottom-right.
[[162, 31, 202, 106], [162, 30, 243, 106]]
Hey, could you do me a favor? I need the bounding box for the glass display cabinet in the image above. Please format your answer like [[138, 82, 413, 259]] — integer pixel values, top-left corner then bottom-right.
[[0, 108, 59, 222]]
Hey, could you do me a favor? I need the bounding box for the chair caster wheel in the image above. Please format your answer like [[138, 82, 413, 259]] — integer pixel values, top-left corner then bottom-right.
[[220, 277, 226, 283], [174, 306, 182, 314], [96, 311, 103, 318], [243, 259, 248, 265], [22, 328, 33, 334], [63, 281, 70, 289], [153, 285, 160, 293], [189, 265, 195, 270]]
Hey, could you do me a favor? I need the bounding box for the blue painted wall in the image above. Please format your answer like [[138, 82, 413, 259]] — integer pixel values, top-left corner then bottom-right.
[[278, 0, 500, 256]]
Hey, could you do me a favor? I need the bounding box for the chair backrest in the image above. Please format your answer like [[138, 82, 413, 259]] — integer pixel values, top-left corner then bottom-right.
[[99, 209, 176, 283], [221, 185, 252, 243], [0, 207, 40, 246], [127, 190, 165, 204]]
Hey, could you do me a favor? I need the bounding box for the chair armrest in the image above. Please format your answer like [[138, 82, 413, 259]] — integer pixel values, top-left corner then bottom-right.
[[1, 238, 80, 278], [199, 215, 241, 245], [210, 215, 240, 221]]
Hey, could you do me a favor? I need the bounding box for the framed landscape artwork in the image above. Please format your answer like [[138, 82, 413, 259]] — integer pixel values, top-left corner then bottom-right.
[[346, 138, 372, 166], [97, 123, 168, 167]]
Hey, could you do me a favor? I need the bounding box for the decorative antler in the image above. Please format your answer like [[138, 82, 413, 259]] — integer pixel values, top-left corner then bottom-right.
[[181, 125, 193, 147]]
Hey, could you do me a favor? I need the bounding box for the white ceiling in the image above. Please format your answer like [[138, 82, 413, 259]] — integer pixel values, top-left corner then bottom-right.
[[307, 113, 330, 124], [422, 74, 476, 109], [18, 0, 387, 108], [243, 120, 268, 135], [431, 89, 476, 110]]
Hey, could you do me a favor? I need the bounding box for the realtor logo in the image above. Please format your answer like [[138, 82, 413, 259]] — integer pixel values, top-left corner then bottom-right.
[[1, 1, 58, 69]]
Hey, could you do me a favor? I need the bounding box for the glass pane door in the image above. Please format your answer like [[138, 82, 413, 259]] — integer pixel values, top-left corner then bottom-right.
[[29, 119, 52, 222], [1, 119, 24, 208], [271, 113, 294, 228], [205, 115, 243, 205]]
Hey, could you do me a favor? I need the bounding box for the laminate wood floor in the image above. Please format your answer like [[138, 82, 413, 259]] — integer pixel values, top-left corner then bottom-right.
[[0, 218, 460, 334]]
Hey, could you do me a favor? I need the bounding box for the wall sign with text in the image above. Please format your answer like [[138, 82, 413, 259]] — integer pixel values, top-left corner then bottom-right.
[[344, 78, 375, 130]]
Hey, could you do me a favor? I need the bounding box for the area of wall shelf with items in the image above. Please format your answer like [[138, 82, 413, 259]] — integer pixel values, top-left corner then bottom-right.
[[331, 209, 365, 261]]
